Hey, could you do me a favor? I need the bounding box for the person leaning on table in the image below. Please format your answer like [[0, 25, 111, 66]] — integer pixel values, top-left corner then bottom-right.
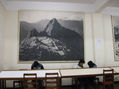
[[31, 61, 44, 88], [88, 61, 97, 68], [31, 60, 44, 69], [87, 61, 98, 89]]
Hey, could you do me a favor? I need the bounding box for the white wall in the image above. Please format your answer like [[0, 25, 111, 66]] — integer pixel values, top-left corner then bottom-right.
[[2, 11, 119, 69], [103, 15, 118, 66], [92, 14, 119, 67], [1, 4, 119, 86], [0, 3, 6, 70]]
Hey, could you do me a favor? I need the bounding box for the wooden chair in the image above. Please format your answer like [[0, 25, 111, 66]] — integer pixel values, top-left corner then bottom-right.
[[13, 80, 22, 89], [23, 73, 38, 89], [103, 69, 114, 89], [45, 73, 60, 89], [13, 69, 29, 89], [0, 80, 6, 89]]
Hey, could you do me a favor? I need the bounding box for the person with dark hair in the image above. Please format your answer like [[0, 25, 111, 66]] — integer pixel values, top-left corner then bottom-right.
[[74, 60, 85, 68], [31, 61, 44, 88], [74, 60, 88, 89], [88, 61, 97, 68], [31, 61, 44, 69], [87, 61, 98, 89]]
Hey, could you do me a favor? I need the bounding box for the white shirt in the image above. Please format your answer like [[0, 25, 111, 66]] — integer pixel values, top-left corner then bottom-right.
[[74, 64, 83, 69]]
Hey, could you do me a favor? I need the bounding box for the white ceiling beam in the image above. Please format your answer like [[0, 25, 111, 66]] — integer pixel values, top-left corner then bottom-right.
[[0, 0, 8, 9], [0, 0, 95, 12], [1, 0, 119, 16], [5, 0, 96, 4], [92, 0, 110, 12], [101, 7, 119, 16]]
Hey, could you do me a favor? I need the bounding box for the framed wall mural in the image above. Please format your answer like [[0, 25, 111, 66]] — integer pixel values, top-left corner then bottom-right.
[[112, 16, 119, 61], [19, 10, 84, 62]]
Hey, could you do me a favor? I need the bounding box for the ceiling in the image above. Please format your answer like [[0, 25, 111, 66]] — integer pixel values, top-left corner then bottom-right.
[[6, 0, 96, 4], [0, 0, 119, 16]]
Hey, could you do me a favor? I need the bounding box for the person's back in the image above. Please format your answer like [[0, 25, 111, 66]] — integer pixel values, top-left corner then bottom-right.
[[31, 61, 44, 69], [31, 61, 44, 88]]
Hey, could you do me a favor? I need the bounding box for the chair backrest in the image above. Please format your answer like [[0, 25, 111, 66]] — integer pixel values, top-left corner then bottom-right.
[[103, 69, 114, 85], [45, 73, 59, 89], [23, 73, 37, 89]]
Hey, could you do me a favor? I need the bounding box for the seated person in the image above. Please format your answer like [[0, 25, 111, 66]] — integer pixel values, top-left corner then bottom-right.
[[88, 61, 97, 68], [74, 60, 85, 68], [31, 61, 44, 88], [31, 61, 44, 69], [74, 59, 89, 89], [87, 61, 98, 89]]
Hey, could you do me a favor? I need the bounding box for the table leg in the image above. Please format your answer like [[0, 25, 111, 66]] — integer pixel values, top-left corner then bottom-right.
[[1, 80, 6, 89], [0, 80, 1, 89], [59, 78, 62, 89]]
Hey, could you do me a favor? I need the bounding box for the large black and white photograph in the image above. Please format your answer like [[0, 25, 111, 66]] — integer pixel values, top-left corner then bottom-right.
[[113, 16, 119, 60], [19, 10, 84, 61]]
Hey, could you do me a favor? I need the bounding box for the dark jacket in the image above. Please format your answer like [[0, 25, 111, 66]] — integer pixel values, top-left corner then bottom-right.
[[31, 61, 44, 69]]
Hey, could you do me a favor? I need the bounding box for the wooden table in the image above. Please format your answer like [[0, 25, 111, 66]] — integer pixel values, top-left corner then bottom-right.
[[0, 69, 60, 89], [60, 67, 112, 78], [0, 67, 119, 89]]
